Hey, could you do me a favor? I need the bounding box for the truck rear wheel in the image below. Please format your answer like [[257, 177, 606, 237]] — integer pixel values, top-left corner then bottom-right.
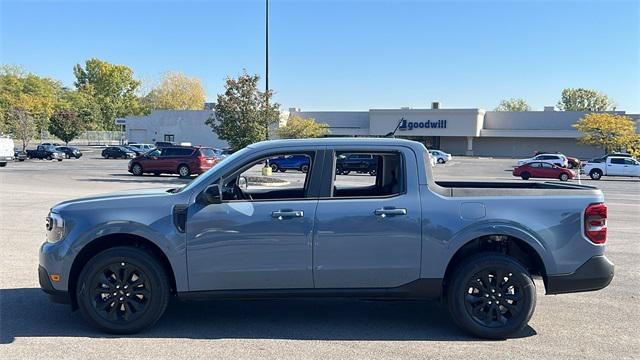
[[447, 253, 536, 339], [76, 246, 170, 334]]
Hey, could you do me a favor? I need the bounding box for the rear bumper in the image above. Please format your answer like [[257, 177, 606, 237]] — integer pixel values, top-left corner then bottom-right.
[[545, 255, 614, 295], [38, 265, 70, 304]]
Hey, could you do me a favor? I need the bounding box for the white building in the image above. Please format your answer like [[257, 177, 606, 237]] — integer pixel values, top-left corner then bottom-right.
[[118, 106, 640, 158]]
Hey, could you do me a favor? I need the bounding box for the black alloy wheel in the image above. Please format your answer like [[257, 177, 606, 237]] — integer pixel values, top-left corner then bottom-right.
[[76, 247, 169, 334], [270, 163, 279, 172], [447, 253, 536, 339]]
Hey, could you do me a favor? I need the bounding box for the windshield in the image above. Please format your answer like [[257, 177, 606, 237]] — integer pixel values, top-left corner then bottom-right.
[[176, 146, 253, 193]]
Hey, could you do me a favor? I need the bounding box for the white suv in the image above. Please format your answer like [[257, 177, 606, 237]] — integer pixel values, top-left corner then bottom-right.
[[518, 154, 567, 167]]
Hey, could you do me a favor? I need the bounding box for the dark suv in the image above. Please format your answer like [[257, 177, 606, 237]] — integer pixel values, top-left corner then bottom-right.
[[128, 146, 219, 177]]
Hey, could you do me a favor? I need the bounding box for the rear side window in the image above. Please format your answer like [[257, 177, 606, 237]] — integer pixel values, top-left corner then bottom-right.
[[199, 148, 216, 158], [610, 158, 625, 165], [332, 152, 405, 198]]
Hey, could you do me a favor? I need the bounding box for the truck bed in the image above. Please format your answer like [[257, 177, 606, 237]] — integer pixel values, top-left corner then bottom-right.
[[433, 181, 601, 197]]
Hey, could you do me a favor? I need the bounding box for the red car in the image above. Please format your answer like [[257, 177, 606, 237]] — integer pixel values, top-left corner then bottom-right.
[[128, 146, 219, 178], [513, 161, 576, 181]]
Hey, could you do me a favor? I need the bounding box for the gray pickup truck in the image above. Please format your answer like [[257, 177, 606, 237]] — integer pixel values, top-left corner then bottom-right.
[[39, 138, 614, 338]]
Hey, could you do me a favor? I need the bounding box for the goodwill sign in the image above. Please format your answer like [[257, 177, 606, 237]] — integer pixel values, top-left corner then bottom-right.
[[398, 119, 447, 130]]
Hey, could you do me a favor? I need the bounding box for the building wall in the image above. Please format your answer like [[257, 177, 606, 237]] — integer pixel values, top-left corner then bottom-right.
[[369, 108, 484, 136], [289, 110, 370, 136], [472, 137, 604, 158], [124, 110, 228, 148], [440, 137, 469, 155]]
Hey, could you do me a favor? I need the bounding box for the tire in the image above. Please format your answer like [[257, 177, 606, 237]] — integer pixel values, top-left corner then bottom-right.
[[0, 162, 6, 167], [568, 163, 574, 169], [46, 155, 52, 160], [76, 246, 170, 334], [520, 172, 530, 180], [437, 158, 445, 164], [153, 172, 161, 176], [590, 169, 602, 180], [336, 166, 343, 175], [447, 253, 536, 339], [57, 158, 63, 162], [131, 163, 143, 176], [178, 164, 191, 178], [270, 163, 279, 172], [300, 164, 309, 173], [559, 173, 569, 181], [279, 169, 286, 173], [369, 169, 377, 176]]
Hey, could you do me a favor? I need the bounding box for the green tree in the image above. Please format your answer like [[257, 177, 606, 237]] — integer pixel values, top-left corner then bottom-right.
[[206, 72, 280, 150], [494, 98, 531, 111], [573, 113, 638, 153], [0, 67, 63, 137], [6, 107, 36, 151], [277, 116, 329, 139], [143, 71, 206, 110], [73, 58, 145, 130], [57, 90, 102, 130], [48, 109, 85, 144], [557, 88, 613, 111]]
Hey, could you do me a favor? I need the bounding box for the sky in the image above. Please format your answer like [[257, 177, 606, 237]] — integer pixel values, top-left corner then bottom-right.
[[1, 0, 639, 112]]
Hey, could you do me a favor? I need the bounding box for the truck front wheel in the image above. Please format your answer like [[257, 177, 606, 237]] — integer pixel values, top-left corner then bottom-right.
[[590, 169, 602, 180], [76, 246, 170, 334], [447, 253, 536, 339]]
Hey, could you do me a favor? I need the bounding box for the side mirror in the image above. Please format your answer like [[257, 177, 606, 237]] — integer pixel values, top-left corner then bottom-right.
[[238, 176, 248, 190], [199, 184, 222, 204]]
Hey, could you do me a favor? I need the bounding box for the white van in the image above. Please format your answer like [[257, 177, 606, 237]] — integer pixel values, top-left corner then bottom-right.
[[0, 136, 15, 167]]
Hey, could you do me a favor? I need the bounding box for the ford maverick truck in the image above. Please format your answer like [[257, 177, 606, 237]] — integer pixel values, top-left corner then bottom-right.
[[39, 138, 614, 338]]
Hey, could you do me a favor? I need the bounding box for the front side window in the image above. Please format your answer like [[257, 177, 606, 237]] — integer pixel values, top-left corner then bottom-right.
[[332, 152, 404, 198], [220, 153, 313, 201]]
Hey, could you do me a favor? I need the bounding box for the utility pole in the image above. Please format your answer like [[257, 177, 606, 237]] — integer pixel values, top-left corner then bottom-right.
[[265, 0, 270, 140]]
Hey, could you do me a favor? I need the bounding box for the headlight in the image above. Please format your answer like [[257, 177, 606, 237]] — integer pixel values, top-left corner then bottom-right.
[[46, 212, 66, 243]]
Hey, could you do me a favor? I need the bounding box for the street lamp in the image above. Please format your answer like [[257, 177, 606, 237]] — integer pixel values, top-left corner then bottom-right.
[[265, 0, 270, 140]]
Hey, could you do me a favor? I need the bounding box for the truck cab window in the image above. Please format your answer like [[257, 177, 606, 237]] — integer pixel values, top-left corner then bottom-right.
[[220, 153, 313, 201], [332, 152, 405, 198]]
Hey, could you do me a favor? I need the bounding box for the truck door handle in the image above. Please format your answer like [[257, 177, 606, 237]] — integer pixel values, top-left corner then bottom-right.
[[374, 208, 407, 217], [272, 210, 304, 219]]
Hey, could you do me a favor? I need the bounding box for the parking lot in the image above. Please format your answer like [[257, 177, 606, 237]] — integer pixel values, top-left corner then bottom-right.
[[1, 147, 639, 359]]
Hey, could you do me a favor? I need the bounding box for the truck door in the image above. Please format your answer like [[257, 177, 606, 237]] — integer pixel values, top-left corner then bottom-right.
[[607, 158, 626, 175], [623, 158, 640, 176], [186, 149, 322, 291], [313, 147, 422, 288]]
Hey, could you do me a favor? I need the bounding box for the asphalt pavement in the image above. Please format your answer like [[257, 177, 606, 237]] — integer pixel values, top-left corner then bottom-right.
[[0, 148, 638, 359]]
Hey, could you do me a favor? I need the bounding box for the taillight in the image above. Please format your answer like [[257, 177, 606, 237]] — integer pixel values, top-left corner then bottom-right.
[[585, 203, 607, 244], [197, 156, 207, 163]]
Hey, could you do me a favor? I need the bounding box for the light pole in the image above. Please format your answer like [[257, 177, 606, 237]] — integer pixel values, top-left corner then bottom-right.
[[265, 0, 270, 140]]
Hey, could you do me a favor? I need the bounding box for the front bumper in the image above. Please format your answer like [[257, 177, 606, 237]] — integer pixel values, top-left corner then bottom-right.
[[545, 255, 614, 295], [38, 265, 69, 304]]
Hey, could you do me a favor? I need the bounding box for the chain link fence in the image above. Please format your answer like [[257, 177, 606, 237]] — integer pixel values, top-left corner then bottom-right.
[[38, 131, 126, 146]]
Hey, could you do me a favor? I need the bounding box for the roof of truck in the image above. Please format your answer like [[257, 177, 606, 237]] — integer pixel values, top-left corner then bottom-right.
[[248, 137, 427, 150]]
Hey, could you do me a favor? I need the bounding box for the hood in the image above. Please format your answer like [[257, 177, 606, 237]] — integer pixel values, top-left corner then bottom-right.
[[52, 187, 176, 213]]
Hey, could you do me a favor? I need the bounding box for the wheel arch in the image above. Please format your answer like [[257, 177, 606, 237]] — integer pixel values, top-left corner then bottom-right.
[[68, 233, 177, 310], [442, 233, 548, 299]]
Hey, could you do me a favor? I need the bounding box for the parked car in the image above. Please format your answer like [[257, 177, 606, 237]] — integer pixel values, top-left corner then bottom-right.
[[587, 153, 634, 163], [429, 150, 452, 164], [102, 146, 136, 159], [336, 153, 378, 175], [268, 155, 310, 173], [583, 156, 640, 180], [154, 141, 175, 147], [56, 146, 83, 159], [0, 137, 15, 167], [40, 142, 61, 147], [126, 143, 155, 155], [534, 151, 581, 169], [14, 149, 27, 162], [128, 146, 219, 178], [517, 154, 567, 167], [40, 138, 613, 338], [26, 145, 64, 161], [512, 162, 576, 181]]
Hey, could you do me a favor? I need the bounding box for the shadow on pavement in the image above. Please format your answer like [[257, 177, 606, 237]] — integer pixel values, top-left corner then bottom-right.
[[0, 288, 536, 343]]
